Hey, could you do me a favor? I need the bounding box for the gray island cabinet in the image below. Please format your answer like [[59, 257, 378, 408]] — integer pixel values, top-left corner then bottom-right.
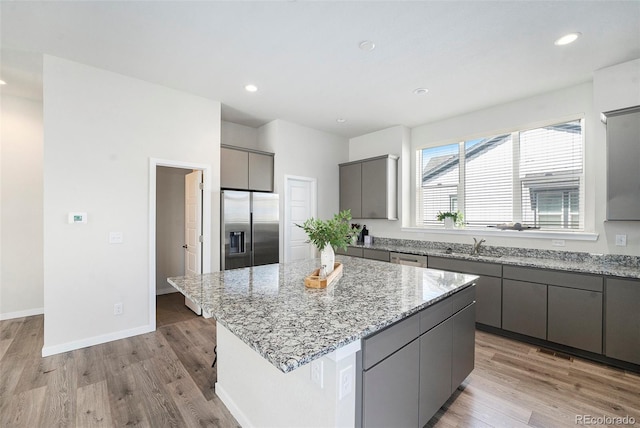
[[168, 256, 477, 428]]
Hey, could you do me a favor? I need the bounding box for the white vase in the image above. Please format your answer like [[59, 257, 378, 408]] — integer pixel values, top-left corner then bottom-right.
[[320, 244, 335, 275], [444, 217, 454, 229]]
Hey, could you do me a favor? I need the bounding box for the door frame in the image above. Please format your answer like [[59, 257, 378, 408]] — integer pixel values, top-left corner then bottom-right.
[[283, 175, 317, 262], [148, 158, 212, 330]]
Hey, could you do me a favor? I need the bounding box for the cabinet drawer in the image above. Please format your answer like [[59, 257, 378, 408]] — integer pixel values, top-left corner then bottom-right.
[[363, 248, 390, 262], [451, 284, 475, 313], [420, 298, 453, 334], [503, 266, 603, 292], [362, 312, 420, 370], [346, 247, 364, 258], [429, 256, 502, 277]]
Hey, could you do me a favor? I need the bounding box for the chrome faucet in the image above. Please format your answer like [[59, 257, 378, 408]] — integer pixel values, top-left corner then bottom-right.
[[471, 238, 486, 255]]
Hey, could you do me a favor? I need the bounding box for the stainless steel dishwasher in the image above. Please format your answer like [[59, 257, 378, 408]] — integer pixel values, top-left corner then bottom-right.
[[390, 252, 427, 267]]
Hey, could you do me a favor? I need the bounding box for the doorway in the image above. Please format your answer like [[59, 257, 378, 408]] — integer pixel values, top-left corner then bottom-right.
[[148, 158, 212, 330], [284, 175, 317, 262]]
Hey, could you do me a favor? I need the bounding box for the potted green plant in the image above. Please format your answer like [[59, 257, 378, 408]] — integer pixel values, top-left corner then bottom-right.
[[436, 211, 463, 228], [296, 210, 361, 274]]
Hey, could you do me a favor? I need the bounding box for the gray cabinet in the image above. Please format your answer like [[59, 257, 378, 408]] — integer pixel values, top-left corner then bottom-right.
[[605, 277, 640, 365], [362, 339, 419, 428], [220, 145, 274, 191], [548, 285, 602, 353], [361, 285, 476, 427], [339, 155, 398, 220], [603, 106, 640, 220], [363, 248, 390, 262], [502, 279, 547, 339], [428, 256, 502, 328]]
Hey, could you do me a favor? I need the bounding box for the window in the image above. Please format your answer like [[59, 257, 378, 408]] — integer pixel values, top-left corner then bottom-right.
[[417, 119, 584, 230]]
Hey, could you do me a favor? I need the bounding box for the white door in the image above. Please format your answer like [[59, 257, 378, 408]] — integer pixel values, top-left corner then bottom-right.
[[285, 176, 317, 262], [184, 170, 202, 315]]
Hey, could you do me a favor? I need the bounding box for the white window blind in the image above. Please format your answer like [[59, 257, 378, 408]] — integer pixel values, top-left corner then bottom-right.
[[417, 119, 584, 230]]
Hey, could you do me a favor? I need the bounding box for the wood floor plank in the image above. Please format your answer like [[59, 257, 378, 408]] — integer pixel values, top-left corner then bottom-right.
[[37, 352, 77, 428], [166, 378, 233, 428], [142, 331, 192, 385], [0, 353, 29, 419], [104, 354, 151, 428], [76, 380, 113, 427], [0, 385, 47, 428], [2, 315, 43, 361], [73, 343, 107, 388]]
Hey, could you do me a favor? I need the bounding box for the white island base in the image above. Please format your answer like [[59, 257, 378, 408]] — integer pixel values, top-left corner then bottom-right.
[[215, 323, 360, 428]]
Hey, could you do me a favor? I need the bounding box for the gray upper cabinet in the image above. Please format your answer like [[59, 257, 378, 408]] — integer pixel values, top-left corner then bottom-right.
[[603, 105, 640, 220], [339, 162, 362, 218], [221, 145, 274, 192], [339, 155, 398, 220]]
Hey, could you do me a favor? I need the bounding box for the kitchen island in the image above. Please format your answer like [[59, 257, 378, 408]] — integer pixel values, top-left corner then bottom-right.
[[168, 256, 478, 427]]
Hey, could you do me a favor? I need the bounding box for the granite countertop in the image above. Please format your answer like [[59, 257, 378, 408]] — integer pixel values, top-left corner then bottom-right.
[[353, 240, 640, 280], [168, 256, 477, 373]]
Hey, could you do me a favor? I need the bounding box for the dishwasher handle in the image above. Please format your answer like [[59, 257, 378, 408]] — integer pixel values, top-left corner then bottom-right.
[[390, 252, 427, 267]]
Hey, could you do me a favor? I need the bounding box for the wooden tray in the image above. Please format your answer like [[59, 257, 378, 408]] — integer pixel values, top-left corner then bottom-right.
[[304, 262, 343, 289]]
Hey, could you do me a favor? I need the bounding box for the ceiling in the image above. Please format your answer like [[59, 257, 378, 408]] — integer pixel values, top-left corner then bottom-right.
[[1, 1, 639, 138]]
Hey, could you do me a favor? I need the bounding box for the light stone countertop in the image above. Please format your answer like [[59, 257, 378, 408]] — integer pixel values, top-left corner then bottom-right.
[[354, 239, 640, 280], [168, 256, 477, 373]]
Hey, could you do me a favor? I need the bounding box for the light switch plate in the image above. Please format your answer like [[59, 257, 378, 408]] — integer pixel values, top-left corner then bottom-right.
[[109, 232, 124, 244]]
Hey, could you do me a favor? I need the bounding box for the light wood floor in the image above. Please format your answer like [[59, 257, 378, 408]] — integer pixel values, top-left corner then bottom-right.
[[1, 294, 639, 427]]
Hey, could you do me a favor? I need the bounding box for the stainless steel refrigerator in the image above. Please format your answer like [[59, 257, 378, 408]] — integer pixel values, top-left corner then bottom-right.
[[221, 190, 279, 270]]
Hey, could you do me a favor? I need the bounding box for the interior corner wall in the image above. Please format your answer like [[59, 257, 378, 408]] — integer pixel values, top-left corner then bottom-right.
[[258, 119, 349, 262], [42, 56, 221, 354], [0, 94, 44, 319]]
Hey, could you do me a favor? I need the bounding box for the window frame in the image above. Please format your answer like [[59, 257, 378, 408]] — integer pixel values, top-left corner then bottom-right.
[[413, 116, 588, 234]]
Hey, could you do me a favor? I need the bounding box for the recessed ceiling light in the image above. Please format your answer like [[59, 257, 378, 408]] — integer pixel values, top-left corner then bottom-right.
[[336, 118, 347, 124], [245, 84, 258, 92], [359, 40, 376, 52], [413, 88, 429, 95], [0, 80, 6, 85], [554, 32, 581, 46]]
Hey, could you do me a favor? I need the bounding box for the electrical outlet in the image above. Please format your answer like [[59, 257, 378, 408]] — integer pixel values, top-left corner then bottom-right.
[[615, 234, 627, 246], [311, 360, 323, 388], [552, 239, 565, 247], [114, 302, 123, 315], [339, 365, 353, 400]]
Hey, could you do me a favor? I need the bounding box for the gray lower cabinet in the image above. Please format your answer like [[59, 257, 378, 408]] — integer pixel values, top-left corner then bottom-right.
[[605, 277, 640, 365], [363, 248, 390, 262], [428, 256, 501, 328], [502, 279, 547, 339], [548, 285, 602, 353], [362, 339, 420, 428], [360, 285, 476, 427], [419, 319, 452, 427]]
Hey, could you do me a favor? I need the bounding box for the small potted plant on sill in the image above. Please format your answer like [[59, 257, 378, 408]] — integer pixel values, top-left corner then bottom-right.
[[436, 211, 463, 229], [296, 210, 361, 275]]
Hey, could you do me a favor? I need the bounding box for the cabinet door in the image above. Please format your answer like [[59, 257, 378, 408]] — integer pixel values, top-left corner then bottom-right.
[[548, 286, 602, 353], [606, 108, 640, 220], [502, 279, 547, 339], [419, 318, 452, 427], [362, 340, 419, 428], [361, 158, 389, 219], [339, 163, 362, 218], [452, 303, 475, 392], [248, 152, 274, 192], [363, 248, 390, 262], [475, 276, 502, 328], [605, 278, 640, 364], [221, 147, 248, 189]]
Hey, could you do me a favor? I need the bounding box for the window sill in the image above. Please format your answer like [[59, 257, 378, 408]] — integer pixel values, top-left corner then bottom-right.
[[401, 226, 599, 241]]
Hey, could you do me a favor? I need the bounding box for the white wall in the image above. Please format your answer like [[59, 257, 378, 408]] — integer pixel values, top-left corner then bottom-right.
[[221, 120, 260, 150], [259, 119, 349, 261], [0, 94, 44, 319], [352, 70, 639, 255], [42, 56, 221, 355], [155, 166, 191, 295]]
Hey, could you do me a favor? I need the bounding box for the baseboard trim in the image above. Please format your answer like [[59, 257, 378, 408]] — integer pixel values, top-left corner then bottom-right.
[[0, 307, 44, 321], [41, 324, 154, 357], [215, 382, 253, 428]]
